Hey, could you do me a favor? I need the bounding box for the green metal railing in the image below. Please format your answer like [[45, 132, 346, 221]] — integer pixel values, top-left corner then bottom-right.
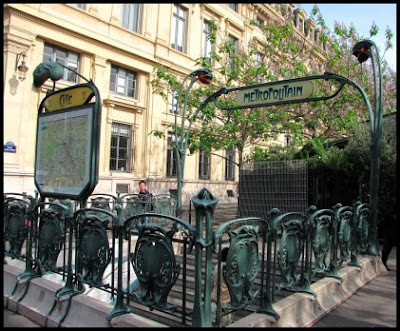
[[4, 190, 372, 327]]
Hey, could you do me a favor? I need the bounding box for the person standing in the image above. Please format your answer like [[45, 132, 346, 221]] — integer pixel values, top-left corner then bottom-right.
[[138, 180, 153, 224], [138, 181, 152, 201]]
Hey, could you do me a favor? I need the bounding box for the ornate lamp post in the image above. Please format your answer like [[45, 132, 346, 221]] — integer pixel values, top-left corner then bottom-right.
[[174, 68, 212, 217], [352, 39, 383, 256]]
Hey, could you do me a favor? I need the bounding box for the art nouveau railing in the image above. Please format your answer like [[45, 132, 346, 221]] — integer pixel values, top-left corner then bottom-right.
[[4, 190, 371, 327]]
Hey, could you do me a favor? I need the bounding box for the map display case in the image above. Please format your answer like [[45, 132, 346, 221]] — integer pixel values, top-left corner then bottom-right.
[[34, 82, 101, 200]]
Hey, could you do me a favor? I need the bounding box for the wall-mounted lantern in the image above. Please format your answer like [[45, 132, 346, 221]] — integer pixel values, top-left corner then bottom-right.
[[15, 52, 29, 81]]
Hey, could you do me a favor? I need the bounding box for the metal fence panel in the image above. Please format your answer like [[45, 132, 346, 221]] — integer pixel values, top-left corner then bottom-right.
[[238, 160, 308, 218]]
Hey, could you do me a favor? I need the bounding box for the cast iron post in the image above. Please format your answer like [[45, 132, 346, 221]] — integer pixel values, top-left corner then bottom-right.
[[352, 39, 383, 256], [173, 69, 212, 217], [191, 188, 219, 327]]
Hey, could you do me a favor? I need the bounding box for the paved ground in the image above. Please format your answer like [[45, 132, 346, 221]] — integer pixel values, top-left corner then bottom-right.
[[4, 246, 396, 328], [312, 245, 397, 328]]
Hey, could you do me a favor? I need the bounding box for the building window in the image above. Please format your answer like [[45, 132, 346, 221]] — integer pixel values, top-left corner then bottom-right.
[[203, 20, 213, 63], [110, 123, 132, 172], [116, 183, 130, 194], [171, 4, 188, 53], [228, 4, 237, 11], [168, 88, 179, 114], [167, 132, 178, 177], [43, 43, 79, 83], [299, 18, 304, 33], [308, 28, 314, 42], [256, 17, 264, 28], [121, 4, 142, 33], [72, 4, 86, 10], [110, 65, 137, 98], [225, 147, 235, 181], [228, 34, 239, 72], [199, 150, 210, 180]]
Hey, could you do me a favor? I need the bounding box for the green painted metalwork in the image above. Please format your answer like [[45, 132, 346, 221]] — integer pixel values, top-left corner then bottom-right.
[[130, 225, 180, 310], [213, 216, 279, 324], [309, 209, 334, 274], [107, 203, 130, 320], [36, 203, 67, 273], [32, 61, 64, 88], [117, 212, 195, 322], [122, 194, 144, 219], [347, 201, 362, 269], [4, 187, 374, 326], [76, 212, 113, 287], [53, 204, 82, 299], [353, 40, 383, 257], [205, 68, 380, 257], [225, 225, 261, 308], [16, 193, 39, 282], [337, 206, 353, 264], [300, 205, 318, 297], [152, 194, 177, 216], [120, 194, 154, 220], [86, 194, 117, 223], [272, 212, 307, 291], [4, 196, 30, 259], [192, 188, 218, 327], [356, 203, 370, 254], [34, 63, 102, 202], [324, 203, 343, 282], [173, 69, 213, 217]]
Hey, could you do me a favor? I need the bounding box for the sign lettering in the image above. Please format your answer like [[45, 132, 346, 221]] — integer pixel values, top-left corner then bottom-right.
[[235, 81, 314, 107], [4, 141, 16, 153], [44, 86, 94, 111]]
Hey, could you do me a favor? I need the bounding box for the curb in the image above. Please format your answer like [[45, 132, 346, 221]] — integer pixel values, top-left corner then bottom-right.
[[3, 255, 386, 327], [228, 255, 387, 327]]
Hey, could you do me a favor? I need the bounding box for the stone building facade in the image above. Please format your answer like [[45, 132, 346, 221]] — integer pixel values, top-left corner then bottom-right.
[[3, 3, 326, 205]]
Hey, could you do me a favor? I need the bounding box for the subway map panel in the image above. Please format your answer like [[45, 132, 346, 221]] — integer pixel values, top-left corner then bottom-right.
[[35, 106, 93, 197]]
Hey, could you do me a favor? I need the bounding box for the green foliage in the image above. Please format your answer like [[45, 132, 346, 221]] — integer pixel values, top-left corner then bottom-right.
[[344, 121, 397, 181], [369, 21, 379, 37], [246, 145, 298, 162], [150, 130, 165, 139], [298, 137, 348, 170], [150, 9, 396, 175]]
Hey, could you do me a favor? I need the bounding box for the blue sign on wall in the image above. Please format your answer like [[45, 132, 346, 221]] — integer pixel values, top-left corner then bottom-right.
[[4, 141, 16, 153]]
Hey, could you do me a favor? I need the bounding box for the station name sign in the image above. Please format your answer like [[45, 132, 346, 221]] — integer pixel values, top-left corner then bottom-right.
[[235, 81, 314, 107], [43, 86, 94, 112]]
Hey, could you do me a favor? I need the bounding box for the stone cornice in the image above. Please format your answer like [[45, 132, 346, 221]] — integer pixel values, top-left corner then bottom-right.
[[5, 5, 156, 67], [104, 97, 145, 113]]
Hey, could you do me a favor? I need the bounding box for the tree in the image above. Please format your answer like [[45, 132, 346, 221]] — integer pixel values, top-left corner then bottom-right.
[[344, 119, 396, 200], [151, 5, 394, 175]]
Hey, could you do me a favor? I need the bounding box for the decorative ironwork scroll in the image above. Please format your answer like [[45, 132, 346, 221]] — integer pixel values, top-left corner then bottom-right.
[[76, 215, 112, 287], [213, 215, 279, 323], [130, 226, 180, 310], [337, 206, 353, 263], [310, 209, 334, 274], [37, 208, 65, 271], [4, 198, 30, 259], [224, 225, 260, 309], [356, 203, 369, 254], [278, 218, 304, 288]]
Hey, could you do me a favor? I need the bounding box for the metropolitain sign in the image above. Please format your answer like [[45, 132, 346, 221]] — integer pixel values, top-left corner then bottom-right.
[[235, 81, 314, 107]]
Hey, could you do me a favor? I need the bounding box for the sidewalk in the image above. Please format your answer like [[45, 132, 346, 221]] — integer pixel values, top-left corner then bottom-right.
[[312, 245, 397, 328]]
